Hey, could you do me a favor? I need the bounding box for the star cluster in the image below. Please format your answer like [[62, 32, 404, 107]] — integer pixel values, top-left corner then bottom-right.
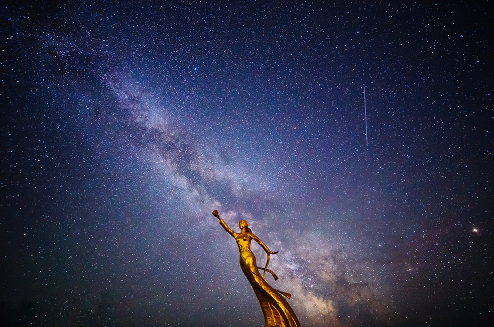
[[1, 1, 492, 326]]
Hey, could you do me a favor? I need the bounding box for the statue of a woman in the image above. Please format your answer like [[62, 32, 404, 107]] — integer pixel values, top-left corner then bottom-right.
[[212, 210, 301, 327]]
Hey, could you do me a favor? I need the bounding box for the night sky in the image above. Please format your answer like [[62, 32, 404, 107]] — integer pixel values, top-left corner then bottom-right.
[[1, 1, 493, 326]]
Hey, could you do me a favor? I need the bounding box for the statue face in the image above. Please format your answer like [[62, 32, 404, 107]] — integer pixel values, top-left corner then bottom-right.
[[239, 219, 249, 229]]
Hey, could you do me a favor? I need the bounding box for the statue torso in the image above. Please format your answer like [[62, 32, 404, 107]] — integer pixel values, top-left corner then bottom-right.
[[235, 231, 252, 252]]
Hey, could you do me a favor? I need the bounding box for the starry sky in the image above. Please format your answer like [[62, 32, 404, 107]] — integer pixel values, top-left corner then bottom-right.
[[1, 1, 493, 326]]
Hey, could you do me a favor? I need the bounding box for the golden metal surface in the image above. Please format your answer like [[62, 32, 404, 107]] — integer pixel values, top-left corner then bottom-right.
[[212, 210, 301, 327]]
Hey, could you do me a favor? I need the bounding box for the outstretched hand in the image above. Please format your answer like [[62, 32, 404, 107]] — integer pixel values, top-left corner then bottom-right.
[[269, 251, 279, 255], [212, 210, 220, 218]]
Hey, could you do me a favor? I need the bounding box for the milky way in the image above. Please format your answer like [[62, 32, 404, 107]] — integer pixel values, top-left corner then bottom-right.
[[1, 1, 492, 326]]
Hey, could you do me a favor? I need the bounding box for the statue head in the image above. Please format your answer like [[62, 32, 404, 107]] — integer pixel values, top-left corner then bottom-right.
[[239, 219, 250, 229]]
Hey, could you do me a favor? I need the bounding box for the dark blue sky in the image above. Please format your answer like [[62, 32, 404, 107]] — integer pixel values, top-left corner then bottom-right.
[[1, 1, 492, 326]]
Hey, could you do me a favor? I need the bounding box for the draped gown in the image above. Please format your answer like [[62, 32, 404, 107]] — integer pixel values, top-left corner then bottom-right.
[[217, 217, 301, 327]]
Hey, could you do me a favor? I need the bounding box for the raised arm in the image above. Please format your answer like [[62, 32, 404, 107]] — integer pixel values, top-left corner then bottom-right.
[[212, 210, 236, 238], [250, 232, 278, 254]]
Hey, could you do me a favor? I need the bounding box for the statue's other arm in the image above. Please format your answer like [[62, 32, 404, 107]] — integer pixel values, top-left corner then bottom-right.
[[251, 233, 278, 254], [212, 210, 236, 238]]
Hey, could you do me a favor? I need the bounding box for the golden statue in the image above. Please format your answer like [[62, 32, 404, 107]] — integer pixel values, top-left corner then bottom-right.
[[212, 210, 301, 327]]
